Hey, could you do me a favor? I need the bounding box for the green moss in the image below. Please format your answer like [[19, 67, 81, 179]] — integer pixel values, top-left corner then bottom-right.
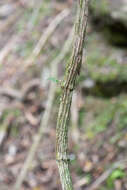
[[90, 0, 109, 15], [86, 55, 121, 82], [81, 31, 127, 136], [81, 95, 127, 139], [84, 32, 127, 83], [115, 97, 127, 129], [89, 0, 127, 45], [83, 97, 115, 138]]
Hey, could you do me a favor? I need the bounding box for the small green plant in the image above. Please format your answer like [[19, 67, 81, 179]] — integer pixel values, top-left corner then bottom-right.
[[107, 168, 125, 188], [48, 77, 59, 83]]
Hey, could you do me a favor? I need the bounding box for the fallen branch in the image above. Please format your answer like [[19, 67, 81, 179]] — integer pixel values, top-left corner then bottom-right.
[[21, 78, 40, 100], [0, 79, 40, 101], [0, 2, 42, 65], [0, 8, 70, 68], [0, 4, 38, 64], [0, 5, 25, 64], [0, 9, 71, 104], [0, 10, 22, 33], [0, 36, 19, 64], [25, 8, 70, 68], [13, 29, 73, 190], [85, 159, 127, 190], [0, 86, 22, 100], [0, 114, 13, 148]]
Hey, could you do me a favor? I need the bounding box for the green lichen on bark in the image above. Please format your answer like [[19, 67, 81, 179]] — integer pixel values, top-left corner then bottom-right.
[[79, 0, 83, 8], [56, 0, 89, 190]]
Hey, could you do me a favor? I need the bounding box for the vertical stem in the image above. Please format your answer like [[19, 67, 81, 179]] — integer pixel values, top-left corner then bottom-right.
[[56, 0, 89, 190]]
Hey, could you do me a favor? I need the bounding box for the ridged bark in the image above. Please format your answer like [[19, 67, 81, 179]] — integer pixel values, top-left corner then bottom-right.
[[56, 1, 89, 190]]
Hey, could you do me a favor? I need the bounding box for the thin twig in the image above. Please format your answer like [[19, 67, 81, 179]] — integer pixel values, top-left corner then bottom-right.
[[0, 8, 70, 67], [0, 10, 22, 33], [25, 8, 70, 68], [0, 2, 39, 64], [0, 4, 39, 65], [13, 30, 73, 190], [0, 36, 19, 64], [0, 6, 24, 64], [0, 86, 22, 100], [0, 79, 40, 101], [85, 159, 127, 190], [56, 0, 89, 189]]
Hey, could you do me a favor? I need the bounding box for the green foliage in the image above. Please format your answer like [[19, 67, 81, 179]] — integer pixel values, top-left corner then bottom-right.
[[107, 168, 125, 188], [48, 77, 59, 83], [84, 174, 91, 185]]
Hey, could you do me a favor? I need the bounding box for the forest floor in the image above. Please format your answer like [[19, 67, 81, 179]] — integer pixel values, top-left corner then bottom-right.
[[0, 0, 127, 190]]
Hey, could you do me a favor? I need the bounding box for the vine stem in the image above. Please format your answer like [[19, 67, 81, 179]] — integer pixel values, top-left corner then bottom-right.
[[56, 0, 89, 190]]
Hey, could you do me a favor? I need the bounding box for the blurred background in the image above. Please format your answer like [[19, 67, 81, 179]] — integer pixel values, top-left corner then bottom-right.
[[0, 0, 127, 189]]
